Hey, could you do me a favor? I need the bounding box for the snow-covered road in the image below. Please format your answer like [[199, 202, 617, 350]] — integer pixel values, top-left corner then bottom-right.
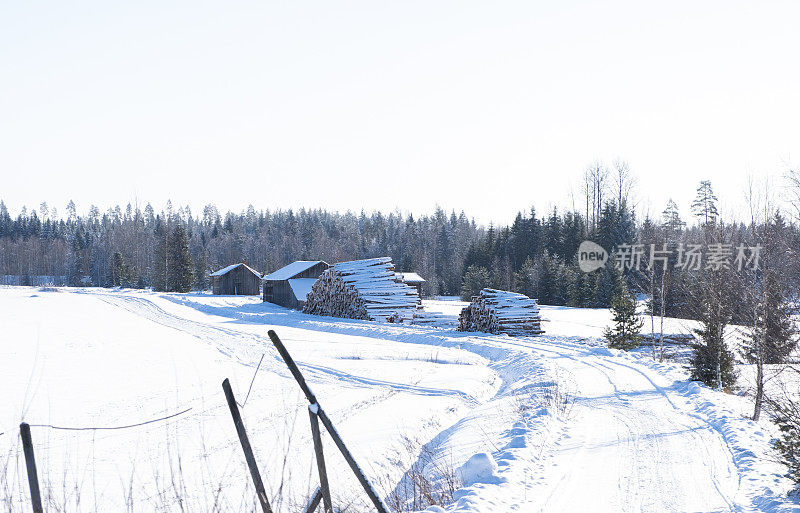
[[1, 288, 796, 512], [520, 339, 740, 512]]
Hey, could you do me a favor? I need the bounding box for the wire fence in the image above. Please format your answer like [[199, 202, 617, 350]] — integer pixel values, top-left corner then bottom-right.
[[11, 333, 388, 513]]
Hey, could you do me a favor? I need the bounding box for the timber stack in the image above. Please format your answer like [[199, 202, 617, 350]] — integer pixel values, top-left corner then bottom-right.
[[458, 288, 544, 336], [303, 257, 420, 322], [410, 310, 458, 328]]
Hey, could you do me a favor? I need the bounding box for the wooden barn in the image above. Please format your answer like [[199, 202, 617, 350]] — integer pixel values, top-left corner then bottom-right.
[[262, 260, 330, 309], [210, 262, 263, 295], [396, 272, 426, 296]]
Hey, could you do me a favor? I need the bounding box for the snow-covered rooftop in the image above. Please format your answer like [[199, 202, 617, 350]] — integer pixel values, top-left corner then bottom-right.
[[397, 272, 426, 283], [262, 260, 327, 281], [209, 262, 261, 277]]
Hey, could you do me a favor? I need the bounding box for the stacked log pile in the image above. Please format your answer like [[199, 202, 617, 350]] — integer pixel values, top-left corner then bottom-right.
[[303, 257, 420, 322], [410, 310, 459, 328], [458, 288, 544, 336]]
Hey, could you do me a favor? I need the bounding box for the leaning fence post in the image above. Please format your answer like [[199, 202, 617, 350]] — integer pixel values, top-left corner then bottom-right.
[[268, 330, 317, 404], [268, 330, 390, 513], [308, 405, 333, 513], [303, 487, 323, 513], [315, 409, 390, 513], [222, 379, 273, 513], [19, 423, 43, 513]]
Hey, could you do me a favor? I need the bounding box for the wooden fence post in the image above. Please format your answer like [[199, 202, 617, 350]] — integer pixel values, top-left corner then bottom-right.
[[268, 330, 390, 513], [315, 408, 390, 513], [268, 330, 317, 404], [308, 405, 333, 513], [19, 423, 43, 513], [222, 379, 273, 513], [303, 487, 322, 513]]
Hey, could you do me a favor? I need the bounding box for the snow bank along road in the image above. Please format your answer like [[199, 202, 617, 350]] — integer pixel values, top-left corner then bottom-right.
[[0, 288, 796, 512]]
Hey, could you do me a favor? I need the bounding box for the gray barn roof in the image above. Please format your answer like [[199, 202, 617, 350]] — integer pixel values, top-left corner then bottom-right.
[[262, 260, 326, 281], [210, 262, 262, 277]]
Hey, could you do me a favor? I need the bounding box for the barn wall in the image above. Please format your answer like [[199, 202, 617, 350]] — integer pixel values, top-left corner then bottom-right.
[[212, 266, 261, 295], [263, 280, 299, 309], [262, 262, 330, 309]]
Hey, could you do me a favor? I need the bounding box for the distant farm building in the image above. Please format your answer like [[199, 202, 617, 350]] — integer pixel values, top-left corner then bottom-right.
[[396, 272, 426, 296], [210, 262, 263, 295], [262, 260, 330, 309]]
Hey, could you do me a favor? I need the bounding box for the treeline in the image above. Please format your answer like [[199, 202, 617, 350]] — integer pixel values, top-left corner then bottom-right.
[[2, 175, 799, 312], [459, 185, 800, 323], [459, 201, 635, 307], [0, 201, 481, 294], [3, 184, 800, 305]]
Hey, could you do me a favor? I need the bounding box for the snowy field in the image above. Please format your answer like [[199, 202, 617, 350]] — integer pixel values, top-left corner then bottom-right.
[[1, 287, 798, 512]]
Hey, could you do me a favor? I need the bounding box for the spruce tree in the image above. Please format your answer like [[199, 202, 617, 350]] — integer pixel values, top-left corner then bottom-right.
[[513, 257, 537, 299], [760, 270, 798, 363], [593, 264, 620, 308], [0, 201, 11, 238], [690, 274, 737, 389], [551, 262, 570, 306], [68, 228, 86, 286], [461, 265, 490, 301], [167, 224, 194, 292], [661, 199, 684, 237], [194, 249, 209, 291], [152, 217, 168, 291], [568, 268, 588, 307], [691, 317, 736, 388], [742, 266, 798, 420], [604, 283, 643, 350], [110, 252, 126, 287], [770, 388, 800, 487], [535, 255, 555, 305], [691, 180, 719, 226]]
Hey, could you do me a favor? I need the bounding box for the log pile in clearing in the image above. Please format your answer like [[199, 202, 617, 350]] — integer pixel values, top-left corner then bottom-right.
[[303, 257, 420, 322], [458, 288, 544, 336], [410, 310, 458, 328]]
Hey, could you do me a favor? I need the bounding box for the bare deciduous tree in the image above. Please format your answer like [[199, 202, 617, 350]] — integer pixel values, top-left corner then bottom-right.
[[583, 161, 610, 233], [612, 159, 636, 210]]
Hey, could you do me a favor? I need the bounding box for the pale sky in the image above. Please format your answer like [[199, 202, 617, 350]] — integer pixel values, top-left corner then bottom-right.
[[2, 1, 799, 225]]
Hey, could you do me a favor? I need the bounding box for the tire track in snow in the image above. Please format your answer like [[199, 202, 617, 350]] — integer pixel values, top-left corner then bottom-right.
[[449, 333, 742, 512], [84, 292, 273, 364], [87, 291, 485, 425], [91, 292, 483, 405], [519, 338, 744, 508], [528, 342, 740, 511]]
